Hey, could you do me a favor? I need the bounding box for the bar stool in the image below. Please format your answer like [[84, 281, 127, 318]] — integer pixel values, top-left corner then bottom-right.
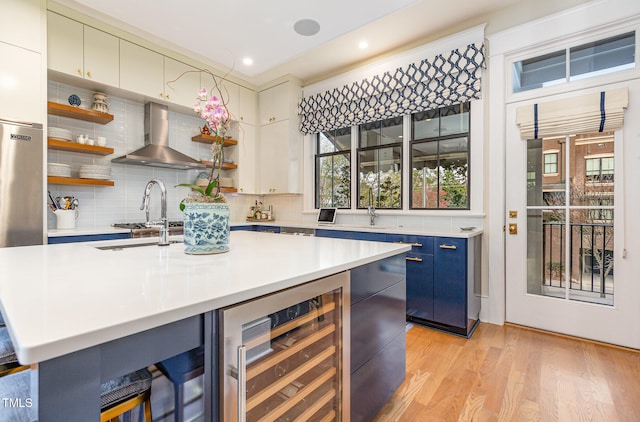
[[0, 367, 154, 421], [155, 345, 204, 422], [0, 327, 29, 377], [1, 325, 153, 421]]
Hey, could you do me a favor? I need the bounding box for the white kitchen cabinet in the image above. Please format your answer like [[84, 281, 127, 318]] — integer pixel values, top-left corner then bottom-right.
[[1, 0, 43, 53], [237, 122, 256, 194], [0, 41, 42, 123], [237, 85, 257, 125], [48, 12, 119, 87], [120, 40, 164, 101], [258, 82, 292, 125], [47, 12, 83, 78], [164, 57, 200, 108], [258, 120, 302, 194]]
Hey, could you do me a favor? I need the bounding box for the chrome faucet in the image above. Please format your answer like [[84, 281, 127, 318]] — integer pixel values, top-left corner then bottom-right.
[[140, 178, 169, 246], [367, 188, 376, 226]]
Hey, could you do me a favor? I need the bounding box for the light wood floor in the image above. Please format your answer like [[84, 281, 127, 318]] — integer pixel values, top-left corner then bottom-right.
[[373, 323, 640, 422]]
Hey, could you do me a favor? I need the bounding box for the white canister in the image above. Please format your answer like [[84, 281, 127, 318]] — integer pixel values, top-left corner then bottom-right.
[[54, 209, 79, 230]]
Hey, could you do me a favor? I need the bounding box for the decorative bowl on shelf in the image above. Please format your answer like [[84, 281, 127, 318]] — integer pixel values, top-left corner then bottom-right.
[[68, 94, 81, 107]]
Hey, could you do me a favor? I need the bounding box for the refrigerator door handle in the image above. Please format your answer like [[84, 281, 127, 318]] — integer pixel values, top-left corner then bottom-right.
[[237, 345, 247, 422], [0, 118, 41, 128]]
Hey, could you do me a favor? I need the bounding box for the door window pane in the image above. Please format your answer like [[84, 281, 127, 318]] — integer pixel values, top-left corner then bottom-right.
[[360, 117, 402, 147]]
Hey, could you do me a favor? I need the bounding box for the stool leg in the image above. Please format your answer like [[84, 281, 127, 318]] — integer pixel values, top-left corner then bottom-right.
[[144, 398, 153, 422], [174, 382, 184, 422]]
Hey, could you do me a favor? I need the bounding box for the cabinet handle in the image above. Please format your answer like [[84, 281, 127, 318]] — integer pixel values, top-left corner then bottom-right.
[[240, 116, 244, 121], [77, 68, 82, 76], [237, 345, 246, 422], [406, 256, 423, 262], [166, 94, 170, 100], [439, 244, 457, 250], [394, 241, 422, 247], [159, 93, 164, 98], [86, 71, 91, 78]]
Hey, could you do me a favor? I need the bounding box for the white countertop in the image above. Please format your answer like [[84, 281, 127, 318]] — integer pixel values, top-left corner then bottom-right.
[[47, 222, 482, 239], [0, 231, 410, 364]]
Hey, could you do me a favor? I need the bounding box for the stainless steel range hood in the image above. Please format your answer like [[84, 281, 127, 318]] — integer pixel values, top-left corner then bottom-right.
[[112, 102, 205, 170]]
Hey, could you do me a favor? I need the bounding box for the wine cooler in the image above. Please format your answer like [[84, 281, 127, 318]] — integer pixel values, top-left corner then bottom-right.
[[220, 271, 350, 421]]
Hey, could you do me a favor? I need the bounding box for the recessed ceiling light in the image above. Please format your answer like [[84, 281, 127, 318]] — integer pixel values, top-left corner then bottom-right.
[[294, 19, 320, 36], [359, 41, 369, 49], [242, 57, 254, 66]]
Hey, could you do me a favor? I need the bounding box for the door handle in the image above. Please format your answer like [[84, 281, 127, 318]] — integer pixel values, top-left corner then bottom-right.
[[406, 256, 423, 262], [394, 241, 422, 247], [509, 224, 518, 235], [439, 244, 457, 250], [237, 345, 246, 422]]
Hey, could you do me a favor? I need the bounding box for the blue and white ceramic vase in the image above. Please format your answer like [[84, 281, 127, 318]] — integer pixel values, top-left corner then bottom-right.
[[183, 202, 230, 254]]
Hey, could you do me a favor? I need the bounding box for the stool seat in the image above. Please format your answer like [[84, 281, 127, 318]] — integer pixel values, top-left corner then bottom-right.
[[101, 368, 153, 409], [155, 346, 204, 422], [0, 327, 18, 365]]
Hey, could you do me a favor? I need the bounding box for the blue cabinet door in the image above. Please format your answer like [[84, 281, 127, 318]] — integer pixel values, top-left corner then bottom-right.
[[255, 225, 280, 233], [433, 237, 467, 328], [405, 252, 434, 321], [48, 233, 131, 244]]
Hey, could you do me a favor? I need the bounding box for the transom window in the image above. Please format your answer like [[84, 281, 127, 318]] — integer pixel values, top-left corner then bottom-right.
[[513, 31, 635, 93]]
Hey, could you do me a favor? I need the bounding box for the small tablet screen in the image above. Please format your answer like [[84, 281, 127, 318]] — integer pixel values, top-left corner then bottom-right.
[[317, 208, 337, 224]]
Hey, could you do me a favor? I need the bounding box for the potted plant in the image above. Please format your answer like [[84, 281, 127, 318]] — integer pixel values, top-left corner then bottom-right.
[[177, 78, 232, 254]]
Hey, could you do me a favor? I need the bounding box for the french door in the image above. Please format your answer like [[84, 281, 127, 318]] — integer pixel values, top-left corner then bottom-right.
[[504, 97, 631, 346]]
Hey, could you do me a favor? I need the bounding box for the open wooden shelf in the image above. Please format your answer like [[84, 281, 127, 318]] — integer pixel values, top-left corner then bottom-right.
[[199, 159, 237, 170], [220, 187, 237, 193], [48, 139, 114, 156], [191, 134, 238, 147], [47, 102, 114, 124], [47, 176, 114, 187]]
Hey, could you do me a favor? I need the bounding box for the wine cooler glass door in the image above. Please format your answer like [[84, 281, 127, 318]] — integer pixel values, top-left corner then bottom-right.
[[220, 271, 349, 422]]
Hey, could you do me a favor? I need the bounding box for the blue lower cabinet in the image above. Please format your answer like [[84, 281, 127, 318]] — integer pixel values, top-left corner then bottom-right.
[[434, 237, 468, 329], [350, 257, 406, 422], [406, 252, 434, 321], [315, 229, 386, 242], [48, 233, 131, 244], [230, 225, 255, 231], [351, 331, 406, 422]]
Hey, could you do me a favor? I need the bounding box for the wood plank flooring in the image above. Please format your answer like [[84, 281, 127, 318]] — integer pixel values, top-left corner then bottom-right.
[[373, 323, 640, 422]]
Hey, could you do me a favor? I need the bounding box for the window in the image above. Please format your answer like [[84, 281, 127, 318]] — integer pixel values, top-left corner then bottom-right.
[[410, 103, 470, 209], [513, 31, 635, 93], [316, 128, 351, 208], [544, 152, 558, 174], [586, 156, 614, 182], [357, 117, 402, 209]]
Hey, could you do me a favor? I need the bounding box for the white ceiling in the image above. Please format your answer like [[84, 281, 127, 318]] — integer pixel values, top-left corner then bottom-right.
[[55, 0, 522, 86]]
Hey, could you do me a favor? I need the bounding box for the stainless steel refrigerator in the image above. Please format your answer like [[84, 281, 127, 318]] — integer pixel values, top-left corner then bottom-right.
[[0, 118, 44, 247]]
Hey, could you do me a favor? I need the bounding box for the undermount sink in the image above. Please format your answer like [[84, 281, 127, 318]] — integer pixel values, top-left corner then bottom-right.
[[95, 240, 183, 251]]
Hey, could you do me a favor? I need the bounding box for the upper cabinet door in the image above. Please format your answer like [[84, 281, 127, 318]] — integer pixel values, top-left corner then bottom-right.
[[83, 26, 119, 87], [47, 12, 84, 79], [258, 83, 290, 125], [120, 40, 164, 101], [164, 57, 200, 108], [1, 0, 43, 53], [238, 86, 257, 125], [0, 42, 42, 123]]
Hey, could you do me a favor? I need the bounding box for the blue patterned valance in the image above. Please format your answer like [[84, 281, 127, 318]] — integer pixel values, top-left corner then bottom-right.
[[298, 42, 485, 134]]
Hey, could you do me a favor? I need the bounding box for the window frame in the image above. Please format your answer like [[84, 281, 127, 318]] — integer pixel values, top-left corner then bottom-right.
[[409, 103, 471, 210], [314, 128, 352, 209], [543, 151, 559, 175], [356, 117, 404, 210]]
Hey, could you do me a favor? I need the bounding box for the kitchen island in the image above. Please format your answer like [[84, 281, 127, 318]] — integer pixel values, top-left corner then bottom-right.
[[0, 231, 410, 420]]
